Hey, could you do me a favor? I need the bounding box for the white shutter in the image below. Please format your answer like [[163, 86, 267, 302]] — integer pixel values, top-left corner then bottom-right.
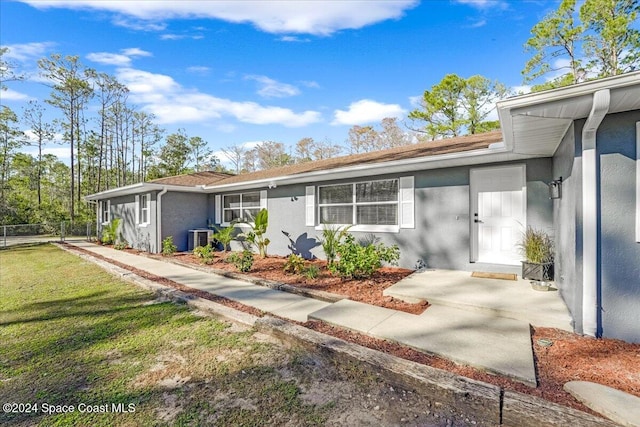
[[260, 190, 267, 210], [135, 195, 140, 225], [215, 195, 221, 224], [107, 200, 111, 223], [305, 186, 315, 226], [399, 176, 414, 229]]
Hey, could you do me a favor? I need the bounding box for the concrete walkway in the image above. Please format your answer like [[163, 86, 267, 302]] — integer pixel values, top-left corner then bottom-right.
[[384, 269, 573, 331], [66, 241, 536, 386]]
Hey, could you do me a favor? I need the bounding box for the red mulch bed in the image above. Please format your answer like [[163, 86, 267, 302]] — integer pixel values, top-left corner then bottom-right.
[[68, 244, 640, 416], [161, 251, 423, 314]]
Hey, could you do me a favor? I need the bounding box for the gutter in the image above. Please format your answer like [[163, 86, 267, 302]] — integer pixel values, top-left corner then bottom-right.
[[581, 89, 610, 338], [156, 187, 168, 254]]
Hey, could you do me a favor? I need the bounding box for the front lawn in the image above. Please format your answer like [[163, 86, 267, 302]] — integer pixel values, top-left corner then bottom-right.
[[0, 244, 451, 426]]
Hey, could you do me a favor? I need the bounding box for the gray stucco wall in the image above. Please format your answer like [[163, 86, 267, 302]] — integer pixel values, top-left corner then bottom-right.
[[213, 159, 553, 272], [98, 193, 157, 252], [553, 110, 640, 343], [161, 192, 209, 252], [596, 111, 640, 342], [552, 124, 582, 333]]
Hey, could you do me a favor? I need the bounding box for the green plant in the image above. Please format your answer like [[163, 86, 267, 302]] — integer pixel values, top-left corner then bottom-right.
[[228, 250, 254, 272], [113, 240, 128, 250], [317, 224, 351, 266], [162, 236, 177, 256], [303, 265, 320, 280], [235, 208, 270, 257], [211, 226, 235, 252], [101, 218, 121, 245], [518, 227, 554, 264], [193, 245, 215, 264], [284, 254, 306, 274], [329, 234, 400, 279]]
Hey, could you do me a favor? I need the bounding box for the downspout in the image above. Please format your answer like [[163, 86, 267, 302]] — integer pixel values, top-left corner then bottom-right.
[[582, 89, 610, 338], [156, 187, 168, 253]]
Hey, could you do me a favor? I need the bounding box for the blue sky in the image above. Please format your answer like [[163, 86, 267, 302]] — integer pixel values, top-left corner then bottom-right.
[[1, 0, 560, 165]]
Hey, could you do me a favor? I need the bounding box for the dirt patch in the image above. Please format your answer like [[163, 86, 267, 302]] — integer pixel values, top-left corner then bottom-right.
[[65, 243, 640, 416]]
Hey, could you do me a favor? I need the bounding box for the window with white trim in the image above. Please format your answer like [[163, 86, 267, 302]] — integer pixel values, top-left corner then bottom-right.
[[318, 179, 399, 226], [137, 193, 150, 226], [223, 192, 261, 223], [100, 200, 110, 224]]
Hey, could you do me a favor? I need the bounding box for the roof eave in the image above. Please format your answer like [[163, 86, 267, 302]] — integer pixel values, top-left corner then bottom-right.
[[85, 183, 207, 200], [203, 144, 546, 192]]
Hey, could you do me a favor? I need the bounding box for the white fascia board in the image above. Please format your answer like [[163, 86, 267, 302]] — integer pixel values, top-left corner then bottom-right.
[[204, 146, 543, 193], [497, 71, 640, 112], [85, 183, 207, 201]]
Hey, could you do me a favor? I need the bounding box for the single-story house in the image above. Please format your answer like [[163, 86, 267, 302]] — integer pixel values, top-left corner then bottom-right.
[[87, 72, 640, 343]]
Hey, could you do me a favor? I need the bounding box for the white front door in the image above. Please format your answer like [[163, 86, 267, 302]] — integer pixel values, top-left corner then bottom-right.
[[470, 165, 526, 265]]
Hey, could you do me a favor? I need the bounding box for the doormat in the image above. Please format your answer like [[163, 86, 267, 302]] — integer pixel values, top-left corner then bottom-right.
[[471, 271, 517, 281]]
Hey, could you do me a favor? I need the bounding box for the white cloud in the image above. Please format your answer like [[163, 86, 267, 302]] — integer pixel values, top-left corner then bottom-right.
[[332, 99, 406, 126], [1, 88, 31, 101], [160, 34, 186, 40], [300, 80, 320, 89], [511, 85, 531, 95], [278, 36, 310, 42], [115, 67, 322, 127], [186, 66, 211, 75], [455, 0, 508, 10], [112, 16, 167, 31], [468, 19, 487, 28], [1, 42, 55, 62], [408, 95, 422, 108], [86, 52, 132, 66], [20, 0, 418, 36], [245, 75, 300, 98], [86, 48, 152, 66]]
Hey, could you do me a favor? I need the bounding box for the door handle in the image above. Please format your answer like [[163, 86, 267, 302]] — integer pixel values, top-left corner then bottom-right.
[[474, 219, 483, 223], [474, 213, 482, 223]]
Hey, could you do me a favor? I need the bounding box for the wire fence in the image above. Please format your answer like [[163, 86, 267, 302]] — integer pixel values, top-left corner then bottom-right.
[[1, 222, 96, 249]]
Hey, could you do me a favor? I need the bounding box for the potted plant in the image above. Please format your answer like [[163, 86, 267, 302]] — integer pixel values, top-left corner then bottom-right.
[[518, 226, 554, 282]]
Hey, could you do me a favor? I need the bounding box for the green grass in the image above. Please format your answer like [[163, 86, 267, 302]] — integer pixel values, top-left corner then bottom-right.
[[0, 244, 331, 426]]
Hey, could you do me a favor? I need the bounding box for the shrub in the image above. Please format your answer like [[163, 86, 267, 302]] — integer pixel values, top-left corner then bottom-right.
[[162, 236, 177, 256], [211, 226, 235, 252], [113, 240, 128, 250], [235, 208, 270, 258], [228, 250, 254, 272], [518, 226, 554, 264], [101, 218, 121, 245], [329, 234, 400, 279], [317, 224, 351, 266], [193, 245, 215, 264], [283, 254, 306, 274], [303, 265, 320, 280]]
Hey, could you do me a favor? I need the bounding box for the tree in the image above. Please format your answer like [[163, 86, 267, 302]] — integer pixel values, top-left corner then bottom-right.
[[153, 130, 192, 178], [221, 144, 247, 174], [409, 74, 505, 138], [38, 54, 94, 220], [0, 47, 25, 90], [378, 117, 411, 149], [188, 136, 214, 172], [0, 107, 24, 206], [522, 0, 584, 86], [252, 141, 294, 170], [523, 0, 640, 89], [348, 125, 379, 153], [580, 0, 640, 77], [22, 101, 56, 206], [295, 137, 343, 162]]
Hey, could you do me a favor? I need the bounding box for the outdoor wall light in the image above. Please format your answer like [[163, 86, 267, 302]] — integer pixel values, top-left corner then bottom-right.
[[549, 177, 562, 199]]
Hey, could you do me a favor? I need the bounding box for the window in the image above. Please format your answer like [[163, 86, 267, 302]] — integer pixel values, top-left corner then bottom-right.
[[100, 200, 110, 224], [318, 179, 399, 226], [137, 193, 150, 226], [223, 192, 261, 223]]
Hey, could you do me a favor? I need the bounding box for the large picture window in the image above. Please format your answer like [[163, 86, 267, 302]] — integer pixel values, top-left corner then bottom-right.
[[223, 192, 261, 223], [318, 179, 398, 226]]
